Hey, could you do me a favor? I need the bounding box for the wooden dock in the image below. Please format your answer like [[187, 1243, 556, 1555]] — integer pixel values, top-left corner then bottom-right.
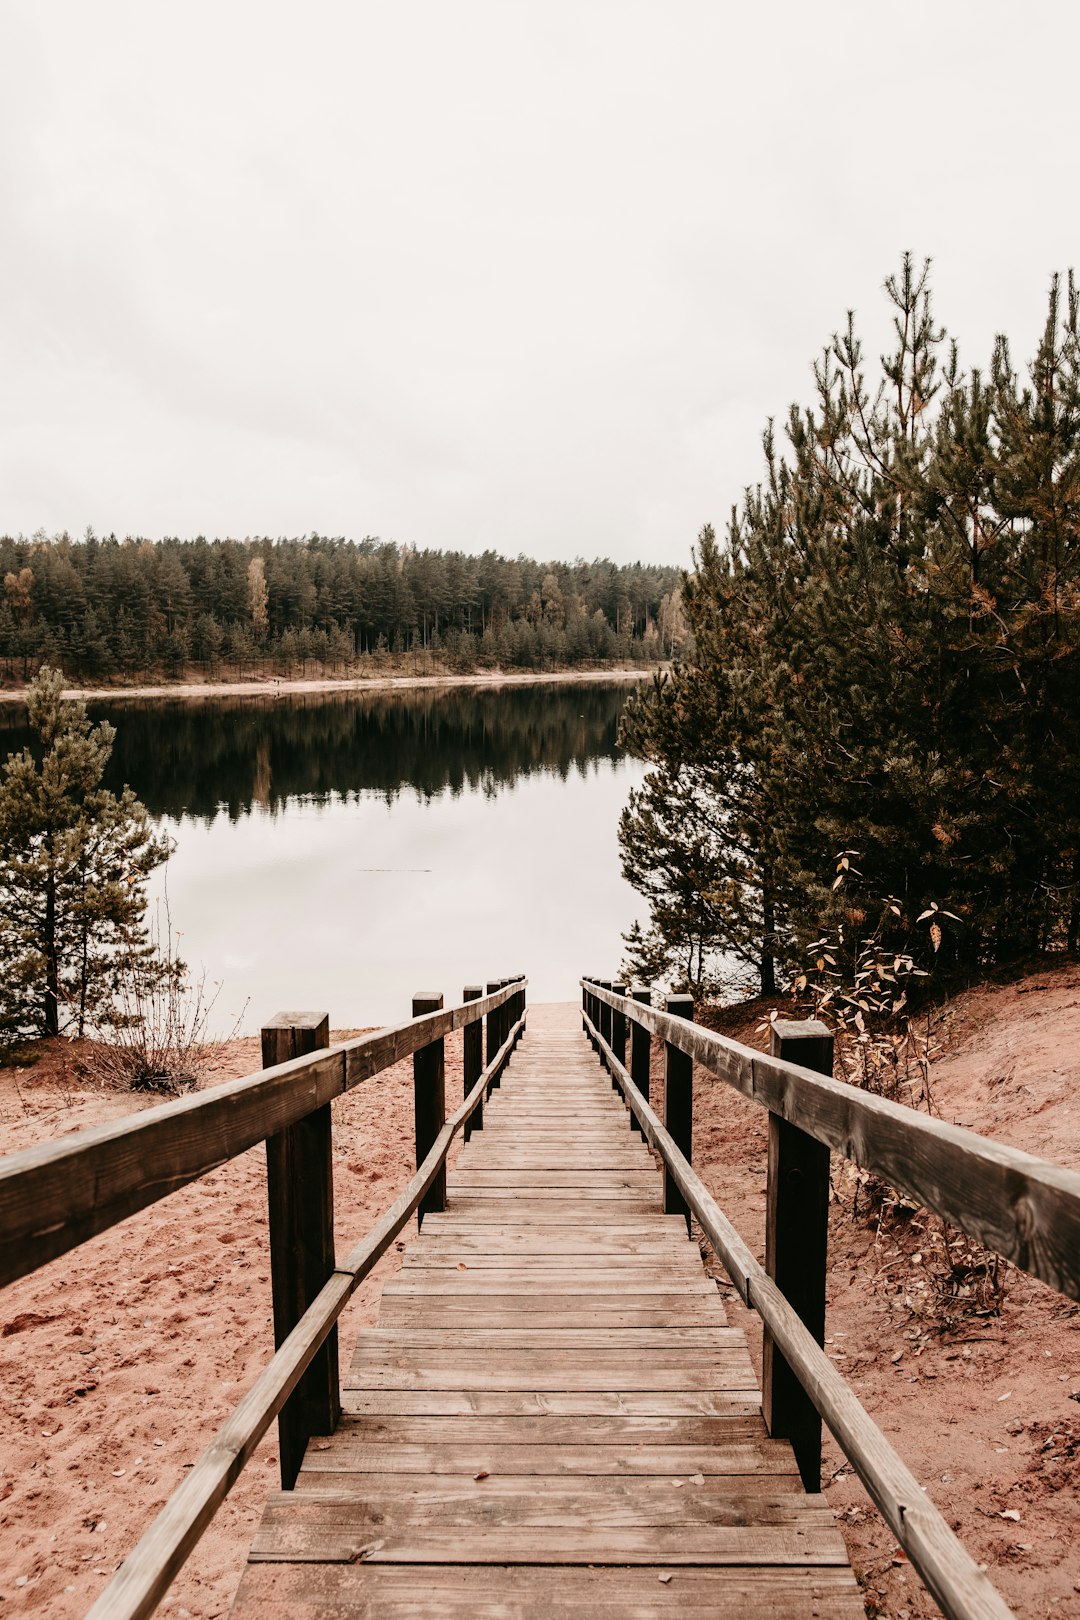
[[232, 1009, 863, 1616]]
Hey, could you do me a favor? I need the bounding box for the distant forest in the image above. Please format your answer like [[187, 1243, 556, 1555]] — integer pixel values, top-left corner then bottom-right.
[[0, 533, 686, 681]]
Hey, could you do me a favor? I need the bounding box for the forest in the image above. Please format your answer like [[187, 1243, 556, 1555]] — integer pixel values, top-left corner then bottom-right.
[[620, 259, 1080, 999], [0, 533, 685, 681]]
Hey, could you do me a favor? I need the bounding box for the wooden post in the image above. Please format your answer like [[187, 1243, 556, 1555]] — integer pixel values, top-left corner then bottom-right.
[[630, 986, 651, 1136], [486, 979, 503, 1087], [611, 982, 626, 1089], [513, 974, 526, 1045], [413, 993, 446, 1224], [763, 1018, 833, 1493], [581, 978, 589, 1035], [664, 994, 694, 1231], [599, 980, 612, 1068], [262, 1011, 338, 1489], [463, 985, 483, 1140]]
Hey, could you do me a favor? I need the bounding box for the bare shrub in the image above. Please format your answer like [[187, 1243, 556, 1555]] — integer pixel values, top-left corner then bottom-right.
[[81, 903, 246, 1095]]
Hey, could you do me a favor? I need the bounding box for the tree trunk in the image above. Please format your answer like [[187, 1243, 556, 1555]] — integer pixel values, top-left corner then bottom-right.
[[44, 856, 58, 1037], [760, 882, 777, 995]]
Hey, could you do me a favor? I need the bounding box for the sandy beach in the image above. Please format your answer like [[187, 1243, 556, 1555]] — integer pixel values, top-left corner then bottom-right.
[[0, 667, 655, 705]]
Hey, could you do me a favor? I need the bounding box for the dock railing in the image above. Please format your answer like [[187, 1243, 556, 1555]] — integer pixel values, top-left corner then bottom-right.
[[582, 976, 1080, 1620], [0, 974, 526, 1620]]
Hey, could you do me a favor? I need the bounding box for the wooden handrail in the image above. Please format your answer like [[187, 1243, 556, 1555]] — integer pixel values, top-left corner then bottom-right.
[[583, 979, 1080, 1300], [0, 980, 521, 1289], [581, 995, 1014, 1620], [85, 994, 527, 1620]]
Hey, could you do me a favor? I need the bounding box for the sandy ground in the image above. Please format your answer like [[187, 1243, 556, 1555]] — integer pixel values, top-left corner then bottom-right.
[[0, 667, 652, 705], [1, 975, 1078, 1617]]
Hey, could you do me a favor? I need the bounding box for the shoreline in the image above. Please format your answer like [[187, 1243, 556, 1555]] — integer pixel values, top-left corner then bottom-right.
[[0, 665, 656, 705]]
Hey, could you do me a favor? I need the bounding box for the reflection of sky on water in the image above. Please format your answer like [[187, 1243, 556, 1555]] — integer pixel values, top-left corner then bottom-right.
[[148, 758, 647, 1033]]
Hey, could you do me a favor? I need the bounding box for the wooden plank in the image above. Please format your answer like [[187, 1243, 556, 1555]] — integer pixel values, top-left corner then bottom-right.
[[381, 1275, 719, 1294], [350, 1328, 741, 1349], [340, 1388, 763, 1417], [341, 1365, 756, 1392], [249, 1501, 849, 1565], [375, 1302, 731, 1328], [285, 1483, 820, 1521], [305, 1413, 769, 1445], [297, 1440, 796, 1477], [445, 1198, 662, 1215], [418, 1215, 689, 1235], [232, 1561, 867, 1616]]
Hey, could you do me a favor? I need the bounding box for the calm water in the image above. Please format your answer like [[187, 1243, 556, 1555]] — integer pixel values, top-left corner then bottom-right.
[[0, 684, 646, 1031]]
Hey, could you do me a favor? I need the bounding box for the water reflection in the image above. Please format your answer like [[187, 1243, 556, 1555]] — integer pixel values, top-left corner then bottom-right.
[[0, 683, 645, 1028], [0, 683, 629, 818]]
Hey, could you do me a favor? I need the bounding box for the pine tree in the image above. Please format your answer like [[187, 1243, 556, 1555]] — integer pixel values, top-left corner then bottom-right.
[[0, 667, 170, 1038]]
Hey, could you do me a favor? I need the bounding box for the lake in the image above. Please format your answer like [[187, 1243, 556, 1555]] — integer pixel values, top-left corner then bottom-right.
[[0, 682, 647, 1031]]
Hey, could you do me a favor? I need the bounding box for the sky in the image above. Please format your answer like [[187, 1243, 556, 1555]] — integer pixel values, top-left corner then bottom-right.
[[1, 1, 1077, 570]]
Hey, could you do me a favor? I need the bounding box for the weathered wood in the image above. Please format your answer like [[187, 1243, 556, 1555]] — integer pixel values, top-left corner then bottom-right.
[[342, 1388, 763, 1418], [294, 1475, 816, 1510], [249, 1499, 848, 1565], [610, 983, 627, 1087], [0, 981, 521, 1290], [234, 1018, 862, 1608], [462, 986, 483, 1140], [664, 994, 694, 1230], [232, 1561, 868, 1617], [413, 993, 446, 1223], [262, 1012, 339, 1491], [599, 980, 613, 1056], [763, 1020, 832, 1494], [585, 979, 1080, 1303], [313, 1412, 768, 1446], [629, 986, 650, 1137], [485, 980, 503, 1087], [84, 992, 525, 1620], [583, 1000, 1017, 1620]]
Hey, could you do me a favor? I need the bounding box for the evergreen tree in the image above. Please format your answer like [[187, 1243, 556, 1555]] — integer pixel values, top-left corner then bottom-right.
[[0, 667, 170, 1038], [620, 260, 1080, 993]]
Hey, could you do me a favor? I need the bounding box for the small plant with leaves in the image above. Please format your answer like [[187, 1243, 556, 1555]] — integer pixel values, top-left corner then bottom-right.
[[794, 853, 1006, 1323]]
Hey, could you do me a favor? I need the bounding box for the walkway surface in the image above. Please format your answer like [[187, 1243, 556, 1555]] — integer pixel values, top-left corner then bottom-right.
[[231, 1007, 863, 1616]]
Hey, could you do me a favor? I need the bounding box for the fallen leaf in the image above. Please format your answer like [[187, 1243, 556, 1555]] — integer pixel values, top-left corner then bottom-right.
[[111, 1469, 125, 1477], [999, 1509, 1021, 1522], [688, 1472, 705, 1485], [996, 1391, 1012, 1402], [474, 1470, 489, 1481], [658, 1573, 673, 1584], [457, 1263, 468, 1271]]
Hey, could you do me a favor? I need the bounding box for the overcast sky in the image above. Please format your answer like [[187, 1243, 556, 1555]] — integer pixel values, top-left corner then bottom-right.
[[1, 2, 1076, 569]]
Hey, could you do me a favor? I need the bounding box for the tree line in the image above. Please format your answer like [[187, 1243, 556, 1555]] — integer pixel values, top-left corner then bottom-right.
[[0, 533, 686, 681], [620, 258, 1080, 999]]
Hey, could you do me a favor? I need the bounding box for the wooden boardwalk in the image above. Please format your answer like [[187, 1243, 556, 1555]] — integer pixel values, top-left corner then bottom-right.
[[232, 1009, 863, 1617]]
